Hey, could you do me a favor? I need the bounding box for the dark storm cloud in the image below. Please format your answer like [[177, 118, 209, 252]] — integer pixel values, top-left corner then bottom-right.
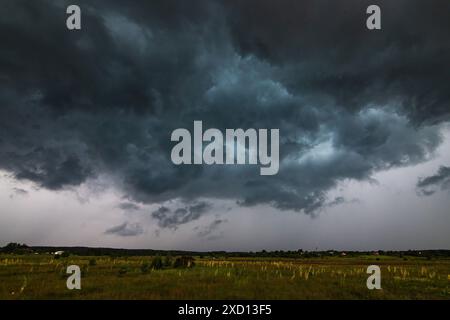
[[1, 0, 449, 215], [226, 0, 450, 124], [104, 222, 144, 237], [417, 166, 450, 196]]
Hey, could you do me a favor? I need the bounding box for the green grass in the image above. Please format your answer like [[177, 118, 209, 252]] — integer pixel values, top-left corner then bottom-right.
[[0, 254, 449, 299]]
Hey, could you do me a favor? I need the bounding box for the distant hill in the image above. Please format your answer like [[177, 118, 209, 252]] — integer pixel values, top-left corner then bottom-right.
[[1, 242, 450, 258]]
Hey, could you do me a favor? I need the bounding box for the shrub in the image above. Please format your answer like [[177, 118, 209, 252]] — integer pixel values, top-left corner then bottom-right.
[[118, 266, 128, 277], [141, 262, 150, 273], [163, 255, 173, 268], [1, 243, 32, 254], [150, 256, 163, 270], [89, 258, 97, 266], [173, 256, 195, 269]]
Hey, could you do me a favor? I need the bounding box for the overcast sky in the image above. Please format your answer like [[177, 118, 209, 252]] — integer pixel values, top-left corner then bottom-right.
[[1, 0, 449, 251]]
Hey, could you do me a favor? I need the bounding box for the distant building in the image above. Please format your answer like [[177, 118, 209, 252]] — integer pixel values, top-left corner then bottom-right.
[[53, 251, 64, 256]]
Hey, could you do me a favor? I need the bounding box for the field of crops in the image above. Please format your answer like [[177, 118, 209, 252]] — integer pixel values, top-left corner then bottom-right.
[[0, 254, 449, 299]]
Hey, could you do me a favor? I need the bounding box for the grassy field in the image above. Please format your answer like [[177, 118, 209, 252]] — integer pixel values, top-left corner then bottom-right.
[[0, 254, 449, 299]]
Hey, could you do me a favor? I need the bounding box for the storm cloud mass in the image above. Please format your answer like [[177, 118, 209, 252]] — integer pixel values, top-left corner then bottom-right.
[[1, 0, 450, 231]]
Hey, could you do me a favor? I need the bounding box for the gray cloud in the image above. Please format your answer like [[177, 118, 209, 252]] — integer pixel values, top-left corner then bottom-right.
[[326, 197, 360, 209], [0, 0, 449, 216], [9, 187, 29, 199], [327, 197, 346, 207], [151, 202, 212, 229], [118, 202, 140, 211], [13, 188, 28, 196], [195, 219, 227, 239], [417, 166, 450, 196], [104, 222, 144, 237]]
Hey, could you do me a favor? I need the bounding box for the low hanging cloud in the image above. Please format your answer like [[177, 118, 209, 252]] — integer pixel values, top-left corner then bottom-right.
[[118, 202, 140, 211], [151, 202, 212, 229], [9, 187, 29, 199], [104, 222, 144, 237], [0, 0, 449, 216], [195, 219, 228, 239], [417, 166, 450, 196]]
